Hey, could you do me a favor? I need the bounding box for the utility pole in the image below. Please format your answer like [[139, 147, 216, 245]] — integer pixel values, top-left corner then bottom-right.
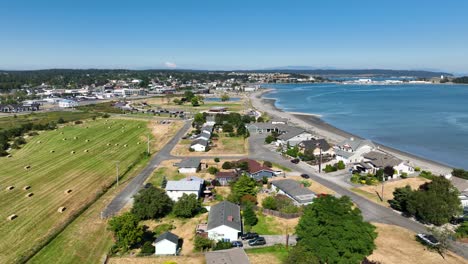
[[381, 177, 385, 201], [147, 134, 151, 156], [316, 143, 322, 173]]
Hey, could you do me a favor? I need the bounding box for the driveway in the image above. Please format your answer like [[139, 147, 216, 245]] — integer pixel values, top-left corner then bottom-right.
[[242, 235, 297, 249]]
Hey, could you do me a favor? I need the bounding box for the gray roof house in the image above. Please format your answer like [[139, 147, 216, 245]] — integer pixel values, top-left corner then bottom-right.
[[271, 179, 316, 205], [205, 248, 250, 264], [155, 231, 179, 244], [337, 138, 375, 152], [191, 139, 209, 147], [207, 201, 242, 241], [197, 131, 211, 140], [177, 158, 201, 170], [363, 151, 403, 168], [165, 181, 203, 192]]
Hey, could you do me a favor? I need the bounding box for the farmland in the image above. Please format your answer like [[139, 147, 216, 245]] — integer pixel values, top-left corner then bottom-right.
[[0, 117, 150, 263]]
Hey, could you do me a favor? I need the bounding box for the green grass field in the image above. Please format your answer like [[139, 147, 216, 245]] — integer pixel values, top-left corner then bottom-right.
[[0, 111, 101, 130], [0, 118, 150, 263]]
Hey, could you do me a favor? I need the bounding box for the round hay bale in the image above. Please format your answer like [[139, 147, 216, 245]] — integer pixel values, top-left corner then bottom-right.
[[60, 132, 64, 134], [63, 138, 67, 141], [7, 154, 12, 158], [124, 144, 128, 147], [26, 193, 34, 197], [50, 150, 55, 153], [137, 142, 141, 145], [114, 143, 119, 146], [108, 126, 111, 129], [37, 140, 41, 144], [23, 186, 31, 190], [84, 149, 89, 153], [138, 126, 141, 128], [85, 139, 90, 142], [73, 136, 78, 140], [7, 214, 17, 221], [6, 186, 14, 191], [106, 143, 111, 146], [57, 207, 66, 213], [65, 189, 72, 194], [24, 165, 31, 170], [70, 151, 75, 154]]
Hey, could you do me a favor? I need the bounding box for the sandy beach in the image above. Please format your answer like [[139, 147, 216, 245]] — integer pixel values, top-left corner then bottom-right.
[[250, 89, 453, 175]]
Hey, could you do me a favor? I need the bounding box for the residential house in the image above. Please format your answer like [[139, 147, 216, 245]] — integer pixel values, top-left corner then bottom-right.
[[276, 127, 314, 147], [245, 123, 288, 134], [196, 131, 212, 141], [237, 158, 275, 180], [271, 179, 316, 206], [205, 116, 216, 126], [298, 139, 333, 156], [270, 118, 288, 125], [0, 103, 40, 113], [207, 201, 242, 241], [334, 137, 375, 164], [190, 139, 209, 152], [165, 180, 203, 201], [153, 232, 180, 255], [449, 176, 468, 195], [215, 171, 238, 186], [355, 151, 413, 178], [177, 158, 201, 173], [205, 248, 250, 264], [201, 125, 214, 135]]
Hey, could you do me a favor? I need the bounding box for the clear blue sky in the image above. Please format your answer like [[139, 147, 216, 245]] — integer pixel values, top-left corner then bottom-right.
[[2, 0, 468, 73]]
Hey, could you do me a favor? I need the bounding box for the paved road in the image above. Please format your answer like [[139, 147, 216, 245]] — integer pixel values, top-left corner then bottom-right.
[[101, 121, 193, 217], [247, 134, 468, 259]]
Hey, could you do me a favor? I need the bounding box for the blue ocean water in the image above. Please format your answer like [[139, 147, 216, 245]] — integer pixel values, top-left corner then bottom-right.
[[264, 83, 468, 169]]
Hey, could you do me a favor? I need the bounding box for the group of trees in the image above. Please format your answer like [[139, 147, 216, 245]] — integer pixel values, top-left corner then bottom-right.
[[452, 76, 468, 84], [221, 160, 249, 171], [286, 195, 377, 264], [214, 113, 252, 138], [109, 186, 203, 253], [323, 160, 345, 173], [389, 177, 462, 225], [262, 194, 301, 214], [452, 168, 468, 180], [228, 174, 258, 203]]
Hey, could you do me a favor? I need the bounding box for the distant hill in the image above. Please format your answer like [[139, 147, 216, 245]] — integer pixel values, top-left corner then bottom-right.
[[247, 68, 452, 78]]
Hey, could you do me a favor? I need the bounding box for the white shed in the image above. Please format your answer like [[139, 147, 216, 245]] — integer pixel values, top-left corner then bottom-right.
[[154, 232, 179, 255]]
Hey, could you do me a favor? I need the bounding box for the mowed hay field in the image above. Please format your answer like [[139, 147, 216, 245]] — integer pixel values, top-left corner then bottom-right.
[[0, 118, 149, 263]]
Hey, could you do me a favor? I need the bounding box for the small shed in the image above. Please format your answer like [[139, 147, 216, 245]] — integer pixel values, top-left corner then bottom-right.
[[153, 232, 180, 255]]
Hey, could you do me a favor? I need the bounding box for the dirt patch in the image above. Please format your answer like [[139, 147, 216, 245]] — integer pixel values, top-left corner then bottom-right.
[[248, 253, 282, 264], [283, 176, 336, 195], [149, 120, 183, 152], [357, 177, 429, 206], [369, 223, 467, 264]]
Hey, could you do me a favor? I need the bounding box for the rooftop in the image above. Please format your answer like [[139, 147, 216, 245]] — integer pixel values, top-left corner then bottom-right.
[[207, 201, 242, 231], [154, 231, 179, 245], [165, 180, 202, 191], [177, 157, 201, 168], [272, 179, 316, 204], [237, 158, 274, 174], [363, 151, 403, 168], [338, 137, 375, 151], [299, 138, 331, 151]]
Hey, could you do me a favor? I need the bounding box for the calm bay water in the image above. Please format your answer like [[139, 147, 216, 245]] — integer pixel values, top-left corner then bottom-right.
[[265, 83, 468, 169]]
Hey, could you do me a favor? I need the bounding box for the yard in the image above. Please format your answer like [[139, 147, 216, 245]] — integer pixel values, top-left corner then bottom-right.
[[0, 118, 153, 263], [246, 245, 290, 264], [352, 177, 430, 207], [108, 255, 205, 264], [171, 132, 248, 157], [368, 223, 467, 264], [136, 96, 246, 113]]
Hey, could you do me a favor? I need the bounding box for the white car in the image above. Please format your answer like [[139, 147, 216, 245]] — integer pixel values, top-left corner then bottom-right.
[[417, 233, 440, 247], [273, 170, 283, 176]]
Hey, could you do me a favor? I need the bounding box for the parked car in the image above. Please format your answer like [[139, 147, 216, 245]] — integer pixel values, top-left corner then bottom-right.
[[273, 170, 283, 176], [291, 158, 300, 164], [300, 173, 310, 179], [231, 241, 243, 247], [248, 237, 266, 246], [416, 233, 440, 247], [241, 232, 259, 240]]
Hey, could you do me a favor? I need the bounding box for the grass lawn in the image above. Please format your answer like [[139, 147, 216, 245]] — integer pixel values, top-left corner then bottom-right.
[[147, 160, 186, 187], [172, 133, 248, 157], [250, 212, 283, 235], [246, 245, 290, 264], [0, 118, 150, 263], [137, 96, 245, 113], [271, 163, 292, 172], [0, 111, 101, 130], [352, 177, 430, 207]]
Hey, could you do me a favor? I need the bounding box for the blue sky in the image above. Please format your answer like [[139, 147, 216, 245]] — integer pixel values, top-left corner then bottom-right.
[[1, 0, 468, 73]]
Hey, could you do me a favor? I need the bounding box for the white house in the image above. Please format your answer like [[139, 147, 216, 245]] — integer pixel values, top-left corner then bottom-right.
[[196, 131, 211, 141], [207, 201, 242, 241], [354, 151, 413, 179], [165, 180, 202, 201], [271, 179, 316, 206], [177, 158, 201, 174], [153, 232, 179, 255], [190, 139, 208, 152], [276, 127, 314, 147], [58, 99, 78, 108], [334, 138, 375, 164]]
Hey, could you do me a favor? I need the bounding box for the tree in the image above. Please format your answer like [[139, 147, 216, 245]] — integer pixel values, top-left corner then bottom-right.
[[191, 97, 200, 106], [428, 226, 454, 257], [193, 112, 206, 127], [236, 123, 248, 137], [241, 115, 252, 124], [222, 161, 233, 169], [285, 244, 320, 264], [194, 235, 213, 251], [295, 196, 377, 264], [161, 176, 168, 188], [173, 98, 183, 105], [184, 91, 195, 101], [173, 193, 201, 218], [222, 123, 234, 133], [208, 166, 219, 175], [131, 186, 173, 220], [243, 202, 258, 226], [256, 116, 265, 122], [407, 177, 461, 225], [336, 160, 345, 170], [263, 160, 272, 168], [262, 196, 278, 210], [265, 135, 275, 144], [388, 185, 412, 212], [220, 93, 230, 102], [231, 174, 257, 202], [108, 212, 144, 252], [214, 157, 220, 163], [383, 166, 395, 179]]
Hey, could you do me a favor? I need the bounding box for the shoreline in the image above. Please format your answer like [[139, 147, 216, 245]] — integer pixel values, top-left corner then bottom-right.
[[251, 88, 453, 175]]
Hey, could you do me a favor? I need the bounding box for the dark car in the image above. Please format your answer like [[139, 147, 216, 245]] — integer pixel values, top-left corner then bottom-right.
[[291, 158, 300, 164], [248, 237, 266, 246], [241, 232, 259, 240], [231, 241, 243, 247], [300, 173, 310, 179]]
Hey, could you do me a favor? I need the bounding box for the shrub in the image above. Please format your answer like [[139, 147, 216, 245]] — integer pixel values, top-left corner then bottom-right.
[[214, 241, 232, 250], [300, 180, 311, 187], [214, 157, 220, 163], [414, 167, 421, 172], [74, 120, 83, 124], [194, 235, 213, 251], [323, 164, 337, 173], [28, 131, 39, 136], [102, 113, 110, 118], [400, 172, 408, 179], [261, 176, 268, 184], [262, 196, 278, 210], [57, 117, 66, 124], [173, 193, 202, 218], [265, 135, 275, 144], [452, 168, 468, 180], [222, 161, 233, 169], [263, 160, 273, 168], [153, 223, 175, 236], [336, 160, 345, 170], [456, 222, 468, 239], [240, 194, 257, 205], [208, 166, 219, 175], [419, 170, 435, 180], [139, 241, 155, 255]]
